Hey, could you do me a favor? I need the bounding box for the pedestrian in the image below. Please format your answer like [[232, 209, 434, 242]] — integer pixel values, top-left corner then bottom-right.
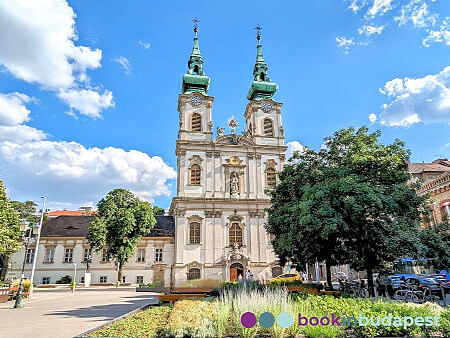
[[238, 274, 243, 282], [247, 269, 254, 281]]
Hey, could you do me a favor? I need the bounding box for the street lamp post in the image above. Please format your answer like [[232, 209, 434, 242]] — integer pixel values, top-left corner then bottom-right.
[[30, 196, 46, 286], [14, 220, 35, 309]]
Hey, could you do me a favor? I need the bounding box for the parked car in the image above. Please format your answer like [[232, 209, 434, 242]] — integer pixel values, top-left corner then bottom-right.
[[271, 272, 303, 283], [422, 274, 450, 294], [404, 277, 444, 299], [334, 272, 348, 281]]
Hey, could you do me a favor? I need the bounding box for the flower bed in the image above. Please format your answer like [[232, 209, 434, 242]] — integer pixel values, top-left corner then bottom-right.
[[85, 287, 450, 337]]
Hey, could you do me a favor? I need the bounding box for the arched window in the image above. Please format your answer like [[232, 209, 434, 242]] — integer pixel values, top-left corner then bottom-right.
[[229, 222, 243, 246], [189, 164, 201, 185], [260, 72, 265, 81], [191, 113, 202, 132], [266, 168, 276, 188], [187, 268, 200, 280], [263, 118, 273, 136], [193, 65, 199, 75], [189, 222, 200, 244]]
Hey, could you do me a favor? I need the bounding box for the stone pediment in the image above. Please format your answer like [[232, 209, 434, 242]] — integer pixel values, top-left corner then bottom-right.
[[214, 134, 255, 146]]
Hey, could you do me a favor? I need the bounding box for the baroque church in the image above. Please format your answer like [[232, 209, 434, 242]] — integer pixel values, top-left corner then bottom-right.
[[7, 27, 288, 286]]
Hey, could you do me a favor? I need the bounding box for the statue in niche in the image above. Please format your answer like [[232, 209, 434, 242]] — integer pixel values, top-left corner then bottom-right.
[[230, 172, 240, 197]]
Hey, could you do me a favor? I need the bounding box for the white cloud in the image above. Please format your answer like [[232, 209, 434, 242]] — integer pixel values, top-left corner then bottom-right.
[[341, 0, 448, 50], [368, 113, 378, 123], [367, 0, 395, 18], [423, 17, 450, 47], [138, 40, 151, 50], [395, 0, 437, 28], [57, 89, 114, 119], [113, 56, 132, 75], [336, 36, 356, 53], [358, 24, 385, 36], [379, 66, 450, 126], [0, 140, 176, 205], [286, 141, 305, 160], [0, 0, 113, 118], [0, 92, 32, 125]]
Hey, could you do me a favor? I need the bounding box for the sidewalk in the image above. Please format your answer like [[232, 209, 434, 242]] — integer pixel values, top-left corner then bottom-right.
[[0, 287, 158, 338]]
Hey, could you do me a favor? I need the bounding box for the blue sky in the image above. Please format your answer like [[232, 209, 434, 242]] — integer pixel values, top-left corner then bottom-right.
[[0, 0, 449, 211]]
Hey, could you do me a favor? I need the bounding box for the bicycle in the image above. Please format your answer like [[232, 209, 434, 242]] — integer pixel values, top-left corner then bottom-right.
[[394, 285, 424, 303]]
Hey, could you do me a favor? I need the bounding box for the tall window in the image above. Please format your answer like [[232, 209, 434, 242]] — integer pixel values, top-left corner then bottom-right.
[[189, 164, 201, 185], [263, 118, 273, 136], [189, 222, 200, 244], [44, 248, 54, 263], [187, 268, 200, 280], [137, 248, 145, 262], [191, 113, 202, 132], [155, 248, 163, 262], [83, 248, 92, 262], [64, 248, 73, 263], [102, 249, 109, 262], [26, 249, 35, 263], [266, 168, 277, 188], [229, 223, 243, 246]]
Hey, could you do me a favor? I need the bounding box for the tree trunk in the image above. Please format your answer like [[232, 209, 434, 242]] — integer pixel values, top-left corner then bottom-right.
[[117, 261, 122, 283], [325, 254, 333, 288], [0, 255, 8, 280], [366, 258, 375, 297]]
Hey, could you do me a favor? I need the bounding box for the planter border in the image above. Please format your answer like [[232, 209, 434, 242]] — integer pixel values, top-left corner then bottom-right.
[[74, 303, 155, 338]]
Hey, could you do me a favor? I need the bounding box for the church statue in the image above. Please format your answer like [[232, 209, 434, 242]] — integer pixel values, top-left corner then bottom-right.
[[231, 172, 239, 197], [217, 126, 225, 137]]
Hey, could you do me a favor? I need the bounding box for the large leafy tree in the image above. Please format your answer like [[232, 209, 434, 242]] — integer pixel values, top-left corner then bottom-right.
[[418, 222, 450, 270], [0, 179, 22, 280], [267, 127, 427, 296], [87, 189, 156, 282], [11, 200, 39, 224]]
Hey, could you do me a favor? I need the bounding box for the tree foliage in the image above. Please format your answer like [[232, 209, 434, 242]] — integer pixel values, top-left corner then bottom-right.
[[87, 189, 156, 281], [266, 127, 427, 295], [418, 222, 450, 270], [0, 179, 22, 257], [152, 205, 165, 216]]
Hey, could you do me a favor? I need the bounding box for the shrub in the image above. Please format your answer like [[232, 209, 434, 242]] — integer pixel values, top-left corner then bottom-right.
[[55, 275, 72, 284], [180, 278, 224, 288], [139, 281, 164, 288], [89, 306, 172, 338]]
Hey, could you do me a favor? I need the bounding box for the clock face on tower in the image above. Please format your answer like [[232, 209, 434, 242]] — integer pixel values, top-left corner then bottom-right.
[[191, 96, 202, 106], [262, 102, 272, 112]]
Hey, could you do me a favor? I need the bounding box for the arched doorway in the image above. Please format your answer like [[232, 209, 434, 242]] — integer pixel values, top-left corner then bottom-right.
[[230, 262, 244, 281]]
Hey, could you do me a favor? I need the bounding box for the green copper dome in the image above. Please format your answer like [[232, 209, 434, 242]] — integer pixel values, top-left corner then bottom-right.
[[247, 42, 278, 101], [182, 31, 210, 95]]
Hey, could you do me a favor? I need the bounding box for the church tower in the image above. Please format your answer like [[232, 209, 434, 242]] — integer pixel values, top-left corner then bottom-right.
[[170, 24, 287, 286]]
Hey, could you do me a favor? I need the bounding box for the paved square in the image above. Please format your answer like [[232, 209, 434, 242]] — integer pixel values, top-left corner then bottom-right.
[[0, 287, 158, 338]]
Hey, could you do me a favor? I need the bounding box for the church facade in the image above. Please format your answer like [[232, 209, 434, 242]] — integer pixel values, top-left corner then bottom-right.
[[169, 28, 287, 284], [7, 29, 287, 286]]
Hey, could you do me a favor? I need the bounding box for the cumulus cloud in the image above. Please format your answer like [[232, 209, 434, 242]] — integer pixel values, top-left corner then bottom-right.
[[0, 91, 175, 208], [286, 141, 305, 160], [0, 0, 113, 118], [138, 40, 151, 50], [378, 66, 450, 126], [368, 113, 378, 123], [395, 0, 437, 28], [113, 56, 132, 75], [0, 140, 176, 204], [423, 17, 450, 47], [58, 89, 114, 119]]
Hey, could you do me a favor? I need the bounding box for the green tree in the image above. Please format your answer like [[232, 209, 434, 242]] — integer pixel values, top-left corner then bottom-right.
[[266, 148, 351, 288], [86, 189, 156, 282], [0, 179, 22, 280], [418, 222, 450, 270], [267, 127, 427, 296], [152, 205, 165, 216], [11, 200, 39, 223]]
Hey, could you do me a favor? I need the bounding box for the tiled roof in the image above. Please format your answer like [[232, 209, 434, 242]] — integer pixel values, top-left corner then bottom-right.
[[40, 215, 174, 238], [408, 163, 450, 174], [47, 211, 85, 216]]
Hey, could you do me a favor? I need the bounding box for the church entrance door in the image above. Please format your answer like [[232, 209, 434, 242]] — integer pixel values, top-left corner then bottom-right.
[[230, 262, 244, 281]]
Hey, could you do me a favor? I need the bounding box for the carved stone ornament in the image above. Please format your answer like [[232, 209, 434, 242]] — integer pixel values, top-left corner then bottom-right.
[[188, 155, 203, 166], [264, 159, 277, 168], [174, 209, 186, 217], [217, 126, 225, 137], [214, 152, 221, 158]]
